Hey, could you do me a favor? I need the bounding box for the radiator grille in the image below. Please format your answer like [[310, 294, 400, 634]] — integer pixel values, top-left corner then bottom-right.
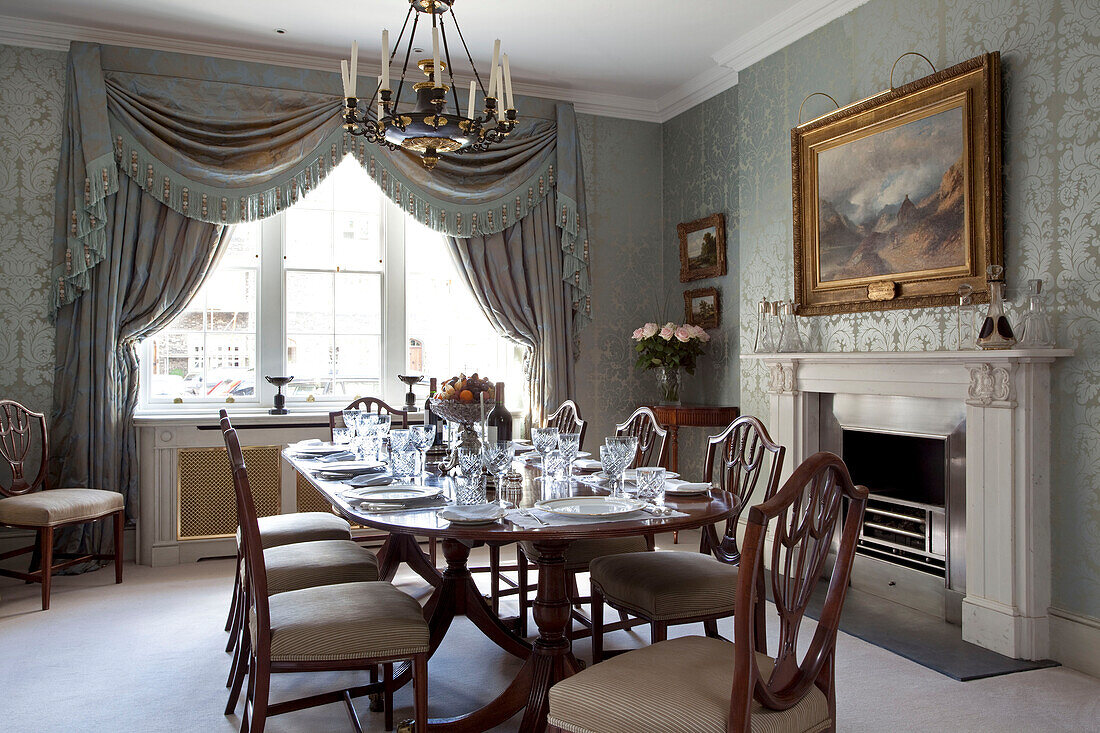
[[178, 446, 281, 540], [296, 472, 337, 514]]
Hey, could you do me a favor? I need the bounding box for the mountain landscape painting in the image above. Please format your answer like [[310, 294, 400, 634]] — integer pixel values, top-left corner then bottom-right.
[[815, 105, 966, 284]]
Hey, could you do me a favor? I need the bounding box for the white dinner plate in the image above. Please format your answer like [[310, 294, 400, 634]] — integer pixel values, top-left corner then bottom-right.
[[438, 504, 507, 524], [535, 496, 646, 517], [593, 468, 680, 481], [291, 443, 346, 455], [343, 485, 443, 502], [662, 481, 712, 496], [316, 461, 388, 477]]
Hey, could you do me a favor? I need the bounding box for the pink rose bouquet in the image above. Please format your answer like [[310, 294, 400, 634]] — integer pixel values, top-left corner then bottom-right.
[[630, 321, 710, 374]]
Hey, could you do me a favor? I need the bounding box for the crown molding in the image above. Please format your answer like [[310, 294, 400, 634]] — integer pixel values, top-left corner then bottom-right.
[[0, 0, 872, 125], [711, 0, 871, 71]]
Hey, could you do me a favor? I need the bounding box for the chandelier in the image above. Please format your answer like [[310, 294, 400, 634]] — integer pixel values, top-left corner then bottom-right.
[[339, 0, 517, 169]]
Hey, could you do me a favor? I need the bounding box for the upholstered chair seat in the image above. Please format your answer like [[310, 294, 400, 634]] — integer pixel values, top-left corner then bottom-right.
[[547, 636, 831, 733], [589, 551, 739, 620], [263, 539, 379, 595], [235, 512, 352, 549], [520, 536, 649, 572], [251, 581, 430, 663], [0, 488, 124, 526]]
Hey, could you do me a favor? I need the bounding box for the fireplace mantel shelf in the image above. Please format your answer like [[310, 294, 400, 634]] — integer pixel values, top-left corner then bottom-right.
[[742, 348, 1073, 362]]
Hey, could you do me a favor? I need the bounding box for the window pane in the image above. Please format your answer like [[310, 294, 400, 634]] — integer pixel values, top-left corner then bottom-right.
[[333, 212, 382, 271], [286, 334, 334, 395], [286, 272, 334, 332], [285, 209, 334, 269], [206, 270, 256, 332], [220, 223, 260, 268], [335, 273, 382, 333], [205, 334, 256, 397], [331, 164, 380, 212], [335, 335, 381, 379]]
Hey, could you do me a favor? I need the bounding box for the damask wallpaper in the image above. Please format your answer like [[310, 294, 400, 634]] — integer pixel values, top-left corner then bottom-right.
[[575, 114, 665, 443], [660, 0, 1098, 618], [0, 45, 65, 419]]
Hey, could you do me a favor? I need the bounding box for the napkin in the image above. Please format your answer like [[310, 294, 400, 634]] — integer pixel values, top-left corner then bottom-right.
[[664, 481, 711, 493], [344, 473, 394, 488], [439, 504, 505, 522], [573, 458, 603, 471], [291, 438, 323, 448], [318, 450, 358, 463]]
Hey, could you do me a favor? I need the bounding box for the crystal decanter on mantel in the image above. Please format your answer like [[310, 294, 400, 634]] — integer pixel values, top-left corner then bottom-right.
[[1017, 279, 1055, 348], [977, 265, 1017, 350]]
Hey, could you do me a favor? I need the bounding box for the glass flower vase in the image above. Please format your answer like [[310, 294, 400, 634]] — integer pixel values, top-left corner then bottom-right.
[[655, 366, 682, 405]]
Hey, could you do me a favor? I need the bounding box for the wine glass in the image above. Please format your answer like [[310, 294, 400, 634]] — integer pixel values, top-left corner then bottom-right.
[[374, 414, 392, 460], [558, 432, 581, 481], [605, 435, 639, 470], [531, 427, 560, 469], [600, 445, 628, 496], [342, 409, 362, 454], [389, 429, 414, 453], [481, 441, 515, 500], [410, 424, 436, 474]]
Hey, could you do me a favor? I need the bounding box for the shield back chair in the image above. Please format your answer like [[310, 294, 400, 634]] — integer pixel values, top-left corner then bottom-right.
[[588, 415, 785, 663], [486, 398, 588, 621], [0, 400, 124, 610], [326, 398, 437, 570], [547, 452, 869, 733], [513, 406, 669, 639], [221, 413, 428, 733]]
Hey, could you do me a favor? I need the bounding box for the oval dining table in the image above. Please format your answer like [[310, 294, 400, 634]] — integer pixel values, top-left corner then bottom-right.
[[285, 450, 739, 733]]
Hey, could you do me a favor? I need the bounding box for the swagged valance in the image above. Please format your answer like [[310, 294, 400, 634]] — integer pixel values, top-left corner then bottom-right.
[[52, 42, 591, 333]]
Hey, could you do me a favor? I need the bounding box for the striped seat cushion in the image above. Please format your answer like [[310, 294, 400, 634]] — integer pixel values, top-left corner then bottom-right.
[[251, 581, 430, 662], [589, 550, 738, 621], [264, 539, 379, 594], [238, 512, 352, 549], [520, 536, 649, 571], [0, 488, 122, 527], [547, 636, 831, 733]]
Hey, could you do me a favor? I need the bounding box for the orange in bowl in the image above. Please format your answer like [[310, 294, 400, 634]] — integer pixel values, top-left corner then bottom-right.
[[459, 389, 475, 403]]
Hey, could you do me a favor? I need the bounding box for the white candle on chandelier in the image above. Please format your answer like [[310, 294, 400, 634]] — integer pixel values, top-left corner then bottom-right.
[[340, 59, 350, 97], [381, 29, 390, 90], [502, 53, 514, 110], [488, 39, 501, 98], [349, 41, 358, 97], [467, 79, 476, 117], [432, 26, 441, 87], [497, 65, 506, 121]]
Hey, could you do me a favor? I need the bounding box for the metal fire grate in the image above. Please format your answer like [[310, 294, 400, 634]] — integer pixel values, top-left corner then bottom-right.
[[856, 494, 946, 576]]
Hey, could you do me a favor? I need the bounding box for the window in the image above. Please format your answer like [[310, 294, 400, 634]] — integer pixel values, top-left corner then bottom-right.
[[142, 157, 526, 412]]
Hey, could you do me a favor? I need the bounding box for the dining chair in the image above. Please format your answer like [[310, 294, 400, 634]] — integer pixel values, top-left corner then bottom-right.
[[328, 396, 410, 432], [512, 406, 669, 638], [587, 416, 784, 663], [546, 451, 869, 733], [0, 399, 124, 610], [221, 412, 383, 716], [486, 398, 588, 619], [221, 413, 428, 733], [325, 398, 438, 568]]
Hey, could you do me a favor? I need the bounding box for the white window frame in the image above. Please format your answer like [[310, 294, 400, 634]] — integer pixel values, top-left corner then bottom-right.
[[139, 192, 411, 411]]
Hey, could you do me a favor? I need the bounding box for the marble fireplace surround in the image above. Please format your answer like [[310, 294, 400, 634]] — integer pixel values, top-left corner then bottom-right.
[[743, 349, 1072, 661]]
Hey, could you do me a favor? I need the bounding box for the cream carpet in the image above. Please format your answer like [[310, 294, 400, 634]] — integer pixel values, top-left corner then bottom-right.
[[2, 534, 1098, 732]]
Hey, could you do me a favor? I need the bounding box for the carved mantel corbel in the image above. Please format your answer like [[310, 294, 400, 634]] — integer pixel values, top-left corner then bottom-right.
[[766, 360, 798, 395], [965, 362, 1017, 407]]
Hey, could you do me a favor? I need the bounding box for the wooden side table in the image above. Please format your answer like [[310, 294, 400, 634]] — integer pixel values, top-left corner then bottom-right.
[[647, 404, 740, 473]]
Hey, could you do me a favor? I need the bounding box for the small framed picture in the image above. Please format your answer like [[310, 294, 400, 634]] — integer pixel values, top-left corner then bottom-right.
[[684, 287, 720, 329], [678, 213, 727, 282]]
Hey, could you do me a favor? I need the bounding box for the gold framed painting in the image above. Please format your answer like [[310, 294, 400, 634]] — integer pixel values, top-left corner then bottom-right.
[[678, 213, 726, 282], [792, 52, 1003, 316], [684, 287, 720, 329]]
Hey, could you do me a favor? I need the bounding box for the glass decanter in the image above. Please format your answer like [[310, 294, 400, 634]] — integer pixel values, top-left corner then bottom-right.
[[777, 301, 803, 352], [1017, 278, 1055, 348], [955, 284, 977, 350], [754, 298, 775, 353], [977, 265, 1017, 350]]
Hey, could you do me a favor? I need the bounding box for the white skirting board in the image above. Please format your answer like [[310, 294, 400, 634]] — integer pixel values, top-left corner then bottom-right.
[[1049, 607, 1100, 679]]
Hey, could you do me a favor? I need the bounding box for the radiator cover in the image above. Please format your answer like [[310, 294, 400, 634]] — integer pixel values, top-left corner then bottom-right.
[[177, 445, 281, 540]]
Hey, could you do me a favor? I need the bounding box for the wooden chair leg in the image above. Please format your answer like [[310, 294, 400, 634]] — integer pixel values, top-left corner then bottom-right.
[[591, 585, 605, 664], [27, 529, 42, 581], [40, 526, 53, 610], [703, 618, 721, 638], [617, 609, 630, 625], [248, 657, 269, 733], [516, 546, 529, 637], [113, 509, 124, 583], [673, 530, 679, 544], [226, 552, 241, 634], [413, 654, 428, 731], [651, 621, 667, 644], [489, 544, 501, 615], [225, 635, 248, 714], [383, 662, 395, 731], [428, 537, 437, 567]]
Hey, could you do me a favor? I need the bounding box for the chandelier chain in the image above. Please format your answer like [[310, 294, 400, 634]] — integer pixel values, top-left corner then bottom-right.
[[448, 9, 487, 96]]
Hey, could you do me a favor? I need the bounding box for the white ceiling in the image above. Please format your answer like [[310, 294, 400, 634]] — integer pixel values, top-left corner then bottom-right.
[[0, 0, 869, 121]]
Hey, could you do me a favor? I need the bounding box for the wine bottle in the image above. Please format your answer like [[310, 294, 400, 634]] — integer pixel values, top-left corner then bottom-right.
[[425, 378, 444, 447], [487, 382, 512, 443]]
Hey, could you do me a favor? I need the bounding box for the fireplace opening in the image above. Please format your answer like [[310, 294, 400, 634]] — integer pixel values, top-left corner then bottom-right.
[[842, 430, 948, 577]]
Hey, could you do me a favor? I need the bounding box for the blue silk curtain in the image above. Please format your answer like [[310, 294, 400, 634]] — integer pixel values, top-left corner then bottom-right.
[[50, 42, 591, 545]]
